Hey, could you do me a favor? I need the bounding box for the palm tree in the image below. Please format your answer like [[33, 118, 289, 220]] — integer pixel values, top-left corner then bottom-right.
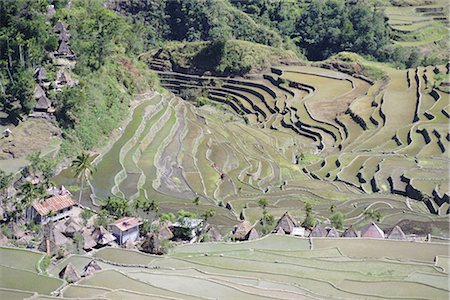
[[71, 152, 96, 204]]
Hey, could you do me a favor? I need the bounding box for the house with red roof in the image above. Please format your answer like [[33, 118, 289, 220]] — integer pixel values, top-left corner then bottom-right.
[[110, 217, 143, 245], [27, 194, 76, 224]]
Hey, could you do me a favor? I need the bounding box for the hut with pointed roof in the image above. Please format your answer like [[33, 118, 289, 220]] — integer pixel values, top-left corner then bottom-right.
[[326, 227, 339, 237], [310, 224, 327, 237], [38, 223, 69, 256], [206, 226, 222, 241], [62, 218, 82, 237], [59, 263, 81, 283], [53, 21, 68, 33], [275, 211, 298, 234], [34, 66, 48, 82], [232, 220, 253, 241], [56, 40, 74, 58], [158, 224, 174, 240], [141, 233, 164, 255], [342, 225, 359, 237], [81, 228, 97, 250], [34, 84, 46, 99], [387, 225, 406, 240], [58, 30, 71, 42], [361, 222, 385, 239], [34, 95, 53, 113], [275, 227, 285, 235], [246, 228, 259, 240], [81, 260, 102, 277], [91, 226, 116, 246]]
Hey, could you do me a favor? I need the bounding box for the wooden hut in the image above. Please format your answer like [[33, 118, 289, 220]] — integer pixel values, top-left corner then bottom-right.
[[34, 95, 52, 113], [59, 263, 81, 283], [91, 226, 116, 246], [206, 226, 222, 241], [246, 228, 259, 240], [53, 21, 68, 33], [81, 260, 102, 277], [34, 66, 47, 82], [56, 41, 74, 57], [361, 222, 384, 239], [275, 211, 298, 234], [141, 233, 163, 255], [342, 225, 359, 237], [310, 224, 327, 237], [387, 225, 406, 240], [326, 227, 339, 237], [232, 221, 253, 241]]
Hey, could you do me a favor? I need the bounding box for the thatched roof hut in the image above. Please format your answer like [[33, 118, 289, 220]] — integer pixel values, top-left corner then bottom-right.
[[310, 224, 327, 237], [0, 231, 8, 246], [63, 218, 82, 237], [157, 224, 174, 240], [387, 225, 406, 240], [246, 228, 259, 240], [232, 221, 253, 241], [58, 30, 71, 42], [34, 95, 52, 111], [141, 233, 163, 255], [56, 41, 74, 56], [81, 228, 97, 250], [53, 21, 68, 33], [342, 225, 359, 237], [275, 211, 298, 234], [81, 260, 102, 277], [59, 263, 81, 283], [34, 66, 47, 82], [34, 84, 46, 99], [361, 222, 384, 239], [326, 227, 339, 237], [123, 239, 136, 249], [207, 226, 222, 241], [91, 226, 116, 246], [275, 227, 285, 235]]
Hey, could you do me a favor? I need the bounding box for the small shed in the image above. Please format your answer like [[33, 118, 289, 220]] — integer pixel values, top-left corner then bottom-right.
[[361, 222, 385, 239], [387, 225, 406, 240], [292, 227, 305, 237], [157, 224, 174, 240], [110, 216, 142, 245], [141, 233, 163, 255]]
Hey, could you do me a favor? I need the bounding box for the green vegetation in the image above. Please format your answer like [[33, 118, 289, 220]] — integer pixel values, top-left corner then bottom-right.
[[146, 39, 296, 75]]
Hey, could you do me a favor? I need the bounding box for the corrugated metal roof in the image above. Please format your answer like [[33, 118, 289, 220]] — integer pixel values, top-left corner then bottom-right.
[[32, 194, 76, 216], [111, 216, 142, 232]]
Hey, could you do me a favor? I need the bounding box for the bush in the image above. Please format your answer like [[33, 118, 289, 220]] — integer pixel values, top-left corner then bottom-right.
[[330, 212, 344, 230]]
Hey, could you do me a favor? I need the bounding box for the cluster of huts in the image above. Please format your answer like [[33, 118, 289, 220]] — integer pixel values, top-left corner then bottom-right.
[[30, 20, 77, 118], [272, 211, 408, 240]]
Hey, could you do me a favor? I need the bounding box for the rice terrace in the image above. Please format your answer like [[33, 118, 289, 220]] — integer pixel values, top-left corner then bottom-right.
[[0, 0, 449, 299]]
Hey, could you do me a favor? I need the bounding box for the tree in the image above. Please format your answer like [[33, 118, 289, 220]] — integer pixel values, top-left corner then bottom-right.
[[193, 196, 200, 205], [258, 198, 269, 230], [80, 209, 93, 225], [71, 151, 96, 204], [102, 196, 130, 218], [94, 209, 110, 228], [135, 197, 159, 215], [330, 204, 336, 213], [0, 170, 13, 198], [330, 211, 344, 230], [364, 209, 383, 222], [303, 202, 316, 229], [201, 208, 216, 222]]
